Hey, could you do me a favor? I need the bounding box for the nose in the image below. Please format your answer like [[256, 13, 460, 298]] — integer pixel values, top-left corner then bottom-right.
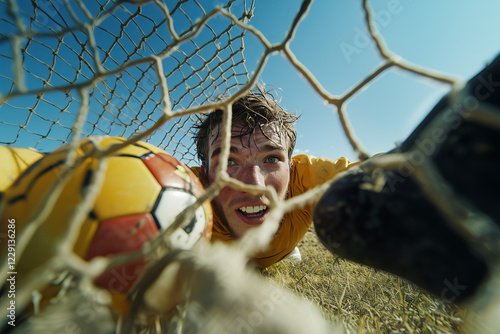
[[241, 164, 265, 187]]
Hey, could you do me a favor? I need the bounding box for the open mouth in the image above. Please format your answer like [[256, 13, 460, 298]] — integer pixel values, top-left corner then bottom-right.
[[238, 205, 268, 218]]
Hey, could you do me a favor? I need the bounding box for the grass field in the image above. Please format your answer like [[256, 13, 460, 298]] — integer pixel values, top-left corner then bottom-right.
[[260, 227, 476, 333]]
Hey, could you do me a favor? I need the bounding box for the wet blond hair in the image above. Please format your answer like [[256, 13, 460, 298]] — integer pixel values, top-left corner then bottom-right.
[[193, 85, 299, 170]]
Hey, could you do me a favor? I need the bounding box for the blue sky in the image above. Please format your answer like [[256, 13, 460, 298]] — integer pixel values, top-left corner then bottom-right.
[[249, 0, 500, 161], [1, 0, 500, 163]]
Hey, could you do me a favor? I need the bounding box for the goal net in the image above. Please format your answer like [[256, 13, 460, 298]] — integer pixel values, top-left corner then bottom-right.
[[1, 0, 499, 333], [0, 0, 253, 165]]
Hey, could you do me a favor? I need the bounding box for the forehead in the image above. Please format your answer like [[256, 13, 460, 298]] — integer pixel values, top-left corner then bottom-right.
[[208, 122, 286, 151]]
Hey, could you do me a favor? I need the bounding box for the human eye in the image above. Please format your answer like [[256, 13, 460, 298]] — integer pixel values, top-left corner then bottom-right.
[[265, 156, 281, 164], [227, 158, 237, 167]]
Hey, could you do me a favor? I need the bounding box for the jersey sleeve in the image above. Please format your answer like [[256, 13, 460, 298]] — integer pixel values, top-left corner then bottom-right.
[[289, 154, 353, 199]]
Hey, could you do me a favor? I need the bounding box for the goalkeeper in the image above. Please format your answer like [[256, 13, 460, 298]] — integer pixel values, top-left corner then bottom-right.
[[192, 85, 355, 268]]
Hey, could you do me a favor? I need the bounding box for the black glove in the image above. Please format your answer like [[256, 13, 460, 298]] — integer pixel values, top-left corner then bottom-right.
[[313, 54, 500, 303]]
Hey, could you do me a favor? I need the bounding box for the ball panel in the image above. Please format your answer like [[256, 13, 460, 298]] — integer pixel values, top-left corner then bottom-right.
[[69, 136, 124, 154], [74, 217, 100, 258], [0, 146, 44, 192], [85, 213, 158, 294], [5, 150, 66, 202], [153, 188, 207, 249], [85, 213, 158, 259], [0, 159, 97, 275], [142, 152, 192, 190], [93, 156, 161, 221], [93, 136, 127, 149], [99, 137, 154, 158], [86, 136, 164, 156], [3, 156, 94, 234]]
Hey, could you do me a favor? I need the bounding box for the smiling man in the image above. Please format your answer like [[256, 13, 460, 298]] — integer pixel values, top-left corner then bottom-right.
[[205, 121, 290, 238], [192, 86, 353, 267]]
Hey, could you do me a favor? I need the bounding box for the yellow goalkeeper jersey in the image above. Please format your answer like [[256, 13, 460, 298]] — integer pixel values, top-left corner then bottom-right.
[[191, 154, 353, 268]]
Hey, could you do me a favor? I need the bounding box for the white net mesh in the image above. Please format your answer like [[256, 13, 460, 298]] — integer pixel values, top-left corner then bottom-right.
[[1, 0, 499, 333], [0, 0, 253, 164]]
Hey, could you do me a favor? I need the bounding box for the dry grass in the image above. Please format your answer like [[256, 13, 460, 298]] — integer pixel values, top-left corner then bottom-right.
[[260, 227, 472, 334]]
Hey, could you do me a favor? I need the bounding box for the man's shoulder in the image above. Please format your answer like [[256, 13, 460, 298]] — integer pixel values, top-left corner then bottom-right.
[[292, 154, 351, 168], [290, 154, 354, 190]]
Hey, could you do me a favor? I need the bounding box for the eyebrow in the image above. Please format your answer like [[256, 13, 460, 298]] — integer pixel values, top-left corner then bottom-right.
[[210, 143, 285, 160]]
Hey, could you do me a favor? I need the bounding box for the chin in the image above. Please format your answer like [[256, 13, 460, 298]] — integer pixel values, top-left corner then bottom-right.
[[232, 224, 256, 239]]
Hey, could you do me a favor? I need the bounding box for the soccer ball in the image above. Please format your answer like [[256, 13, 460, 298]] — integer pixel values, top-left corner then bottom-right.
[[0, 136, 212, 314]]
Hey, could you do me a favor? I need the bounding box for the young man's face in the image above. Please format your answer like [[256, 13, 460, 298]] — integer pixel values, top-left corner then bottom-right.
[[203, 123, 291, 238]]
